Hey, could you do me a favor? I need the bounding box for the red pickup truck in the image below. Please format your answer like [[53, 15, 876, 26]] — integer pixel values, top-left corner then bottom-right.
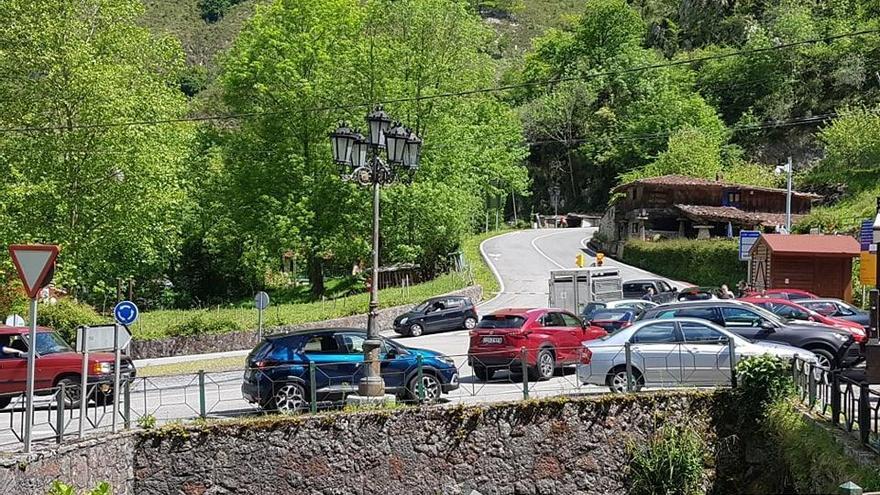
[[0, 325, 136, 408]]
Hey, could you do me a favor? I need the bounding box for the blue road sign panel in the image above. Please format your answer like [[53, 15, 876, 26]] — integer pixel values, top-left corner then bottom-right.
[[113, 300, 139, 326], [739, 230, 761, 261], [860, 220, 873, 251]]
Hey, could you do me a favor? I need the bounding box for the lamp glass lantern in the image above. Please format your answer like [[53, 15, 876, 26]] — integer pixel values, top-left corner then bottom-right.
[[366, 107, 392, 148], [384, 123, 410, 164], [350, 133, 369, 169], [403, 131, 422, 170], [329, 124, 356, 165]]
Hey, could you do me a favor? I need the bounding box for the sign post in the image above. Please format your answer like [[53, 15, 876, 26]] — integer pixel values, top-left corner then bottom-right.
[[8, 244, 58, 453], [866, 200, 880, 384], [112, 301, 137, 433], [255, 291, 270, 341]]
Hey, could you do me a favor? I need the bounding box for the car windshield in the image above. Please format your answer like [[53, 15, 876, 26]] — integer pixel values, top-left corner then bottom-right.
[[478, 315, 526, 329], [26, 332, 73, 355], [591, 310, 632, 321], [740, 303, 786, 326], [412, 301, 431, 312]]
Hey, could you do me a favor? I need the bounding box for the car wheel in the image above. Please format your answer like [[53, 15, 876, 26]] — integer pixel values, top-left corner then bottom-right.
[[409, 323, 424, 337], [464, 317, 477, 330], [56, 377, 83, 408], [408, 373, 442, 402], [272, 382, 307, 414], [473, 365, 495, 382], [810, 349, 835, 370], [606, 367, 644, 393], [528, 349, 555, 381]]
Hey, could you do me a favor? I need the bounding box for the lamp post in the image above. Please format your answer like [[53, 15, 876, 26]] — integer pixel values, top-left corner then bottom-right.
[[329, 107, 422, 399]]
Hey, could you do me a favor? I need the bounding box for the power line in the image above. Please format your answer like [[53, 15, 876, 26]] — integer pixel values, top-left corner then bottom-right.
[[0, 28, 877, 134]]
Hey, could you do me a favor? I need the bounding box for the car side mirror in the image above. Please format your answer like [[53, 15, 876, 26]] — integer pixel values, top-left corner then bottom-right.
[[760, 321, 775, 331], [385, 348, 398, 359], [1, 347, 25, 358]]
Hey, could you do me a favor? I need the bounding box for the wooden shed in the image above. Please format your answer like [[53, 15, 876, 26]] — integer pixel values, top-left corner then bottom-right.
[[748, 234, 860, 302]]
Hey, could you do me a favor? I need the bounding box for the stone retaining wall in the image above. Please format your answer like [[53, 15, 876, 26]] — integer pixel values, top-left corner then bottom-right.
[[0, 432, 137, 494], [130, 285, 482, 359], [134, 392, 716, 494]]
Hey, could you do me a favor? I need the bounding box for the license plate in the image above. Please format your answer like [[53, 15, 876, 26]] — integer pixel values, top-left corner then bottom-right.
[[482, 336, 503, 345]]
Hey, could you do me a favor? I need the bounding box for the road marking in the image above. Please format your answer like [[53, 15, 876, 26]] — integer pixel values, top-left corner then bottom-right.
[[478, 230, 521, 308], [530, 230, 568, 269]]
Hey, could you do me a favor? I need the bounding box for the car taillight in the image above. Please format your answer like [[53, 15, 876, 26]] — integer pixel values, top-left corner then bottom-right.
[[254, 361, 268, 369], [580, 347, 592, 365]]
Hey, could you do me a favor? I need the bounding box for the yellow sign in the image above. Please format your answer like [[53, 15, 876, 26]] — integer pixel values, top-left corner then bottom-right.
[[861, 252, 876, 286], [576, 253, 585, 268]]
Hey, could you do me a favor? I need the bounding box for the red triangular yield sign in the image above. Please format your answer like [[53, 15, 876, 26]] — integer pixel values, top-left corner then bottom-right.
[[8, 245, 59, 299]]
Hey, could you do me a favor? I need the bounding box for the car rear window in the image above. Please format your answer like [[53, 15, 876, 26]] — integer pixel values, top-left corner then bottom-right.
[[478, 315, 526, 329], [247, 341, 273, 363]]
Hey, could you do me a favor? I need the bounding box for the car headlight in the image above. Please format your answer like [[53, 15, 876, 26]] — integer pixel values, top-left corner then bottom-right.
[[832, 333, 849, 342], [92, 362, 112, 374], [399, 317, 408, 325], [439, 356, 455, 366]]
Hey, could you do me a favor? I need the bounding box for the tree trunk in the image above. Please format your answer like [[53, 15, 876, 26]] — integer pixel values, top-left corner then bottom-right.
[[307, 254, 325, 298]]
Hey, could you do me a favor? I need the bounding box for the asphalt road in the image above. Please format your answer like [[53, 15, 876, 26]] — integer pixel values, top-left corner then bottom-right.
[[7, 227, 687, 449]]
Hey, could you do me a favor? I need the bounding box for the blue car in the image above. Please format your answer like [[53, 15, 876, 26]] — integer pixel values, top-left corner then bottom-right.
[[241, 328, 459, 412]]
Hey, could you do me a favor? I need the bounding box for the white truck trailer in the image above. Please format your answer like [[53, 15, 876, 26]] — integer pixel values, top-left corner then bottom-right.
[[548, 267, 624, 315]]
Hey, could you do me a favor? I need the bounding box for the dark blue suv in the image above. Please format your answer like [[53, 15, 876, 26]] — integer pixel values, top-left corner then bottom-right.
[[241, 328, 459, 412]]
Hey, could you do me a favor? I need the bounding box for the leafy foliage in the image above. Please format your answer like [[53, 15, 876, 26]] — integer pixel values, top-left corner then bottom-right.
[[0, 0, 192, 300], [168, 314, 242, 337], [37, 300, 104, 344], [765, 399, 880, 493], [628, 426, 707, 495], [734, 354, 793, 416], [48, 481, 112, 495], [621, 239, 746, 288]]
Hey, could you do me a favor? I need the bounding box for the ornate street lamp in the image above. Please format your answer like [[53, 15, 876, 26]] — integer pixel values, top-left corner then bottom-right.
[[328, 106, 422, 400]]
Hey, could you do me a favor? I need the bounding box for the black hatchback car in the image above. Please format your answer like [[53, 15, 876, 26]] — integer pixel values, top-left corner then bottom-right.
[[640, 301, 861, 369], [393, 296, 478, 337]]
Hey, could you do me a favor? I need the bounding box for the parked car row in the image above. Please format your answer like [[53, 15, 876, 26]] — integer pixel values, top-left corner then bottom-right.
[[236, 287, 870, 410]]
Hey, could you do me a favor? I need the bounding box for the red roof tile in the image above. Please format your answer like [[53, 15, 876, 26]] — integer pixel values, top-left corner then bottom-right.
[[613, 174, 821, 199], [674, 204, 803, 226], [759, 234, 859, 256]]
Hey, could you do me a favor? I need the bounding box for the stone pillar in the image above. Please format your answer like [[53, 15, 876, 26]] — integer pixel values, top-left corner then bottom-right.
[[678, 219, 686, 237], [695, 225, 712, 240]]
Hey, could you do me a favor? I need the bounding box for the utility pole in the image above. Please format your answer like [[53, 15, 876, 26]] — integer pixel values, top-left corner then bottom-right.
[[785, 156, 793, 232]]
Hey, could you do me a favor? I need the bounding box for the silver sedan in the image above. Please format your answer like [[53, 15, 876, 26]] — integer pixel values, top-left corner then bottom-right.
[[577, 317, 818, 393]]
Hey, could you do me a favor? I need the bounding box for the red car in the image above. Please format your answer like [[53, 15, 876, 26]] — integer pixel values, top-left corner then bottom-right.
[[740, 298, 867, 343], [743, 289, 817, 300], [468, 308, 607, 382], [0, 325, 136, 408]]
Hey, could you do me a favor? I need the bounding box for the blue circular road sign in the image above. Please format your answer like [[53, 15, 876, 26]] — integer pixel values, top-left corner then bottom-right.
[[113, 300, 139, 326]]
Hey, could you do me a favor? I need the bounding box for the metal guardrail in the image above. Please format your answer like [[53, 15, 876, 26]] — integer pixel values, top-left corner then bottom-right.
[[791, 358, 880, 454], [0, 342, 741, 452]]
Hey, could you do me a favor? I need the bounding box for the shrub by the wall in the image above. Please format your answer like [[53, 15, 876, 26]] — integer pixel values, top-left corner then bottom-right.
[[622, 239, 746, 287], [168, 314, 242, 338]]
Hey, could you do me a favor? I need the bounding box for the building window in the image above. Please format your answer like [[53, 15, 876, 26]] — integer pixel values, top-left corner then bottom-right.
[[724, 191, 741, 205]]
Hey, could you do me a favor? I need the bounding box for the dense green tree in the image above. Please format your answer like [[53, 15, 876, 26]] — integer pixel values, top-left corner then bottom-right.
[[0, 0, 192, 297], [211, 0, 528, 296]]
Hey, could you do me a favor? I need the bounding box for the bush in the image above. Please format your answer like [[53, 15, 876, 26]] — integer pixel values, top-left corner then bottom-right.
[[168, 314, 242, 338], [628, 426, 707, 495], [736, 354, 793, 412], [622, 239, 746, 287], [37, 299, 103, 344]]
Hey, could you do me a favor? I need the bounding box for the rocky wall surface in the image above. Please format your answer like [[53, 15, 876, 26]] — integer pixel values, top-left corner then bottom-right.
[[0, 433, 137, 494], [134, 392, 717, 495], [130, 285, 482, 359]]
